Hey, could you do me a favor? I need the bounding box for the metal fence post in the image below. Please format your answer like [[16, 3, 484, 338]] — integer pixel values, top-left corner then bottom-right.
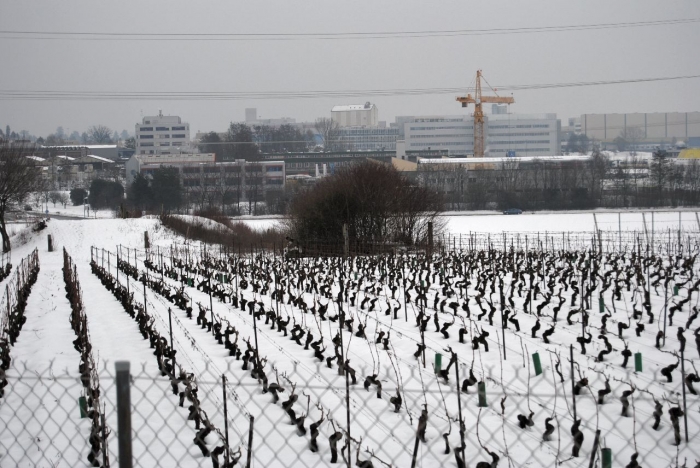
[[246, 415, 254, 468], [588, 429, 601, 468], [115, 361, 132, 468], [570, 345, 577, 422], [681, 349, 689, 443], [222, 375, 230, 463]]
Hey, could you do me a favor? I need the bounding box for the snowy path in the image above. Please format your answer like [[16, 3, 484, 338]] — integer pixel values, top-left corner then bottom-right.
[[0, 249, 90, 467]]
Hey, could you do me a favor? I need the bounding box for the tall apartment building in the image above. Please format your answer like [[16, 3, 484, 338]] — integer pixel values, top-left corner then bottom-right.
[[135, 112, 190, 155]]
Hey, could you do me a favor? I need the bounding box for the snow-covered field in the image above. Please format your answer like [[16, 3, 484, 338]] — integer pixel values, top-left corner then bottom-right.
[[0, 213, 698, 467], [234, 209, 700, 236]]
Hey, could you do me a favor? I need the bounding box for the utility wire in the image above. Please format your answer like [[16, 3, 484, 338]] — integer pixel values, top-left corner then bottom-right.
[[0, 18, 696, 41], [1, 75, 699, 101]]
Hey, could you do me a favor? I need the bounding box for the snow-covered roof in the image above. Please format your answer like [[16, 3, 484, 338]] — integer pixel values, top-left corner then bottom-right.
[[57, 155, 76, 161], [86, 154, 114, 163], [135, 153, 215, 164], [43, 144, 117, 149], [332, 104, 376, 112], [418, 155, 590, 164], [26, 155, 45, 162]]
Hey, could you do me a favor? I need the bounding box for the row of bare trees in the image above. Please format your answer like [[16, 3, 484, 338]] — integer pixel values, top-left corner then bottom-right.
[[422, 150, 700, 211]]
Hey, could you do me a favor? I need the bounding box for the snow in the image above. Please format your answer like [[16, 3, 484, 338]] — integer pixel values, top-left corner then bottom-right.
[[172, 214, 230, 232], [418, 155, 591, 164], [0, 212, 698, 467], [232, 209, 700, 238], [86, 154, 114, 163], [442, 210, 699, 236]]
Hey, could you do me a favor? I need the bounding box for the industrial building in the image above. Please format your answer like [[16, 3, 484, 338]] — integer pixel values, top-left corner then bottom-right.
[[580, 112, 700, 149], [336, 126, 399, 151], [30, 153, 116, 190], [41, 144, 119, 161], [487, 113, 561, 157], [260, 150, 393, 177], [399, 113, 560, 157], [331, 103, 378, 128], [125, 154, 285, 202], [135, 112, 191, 155]]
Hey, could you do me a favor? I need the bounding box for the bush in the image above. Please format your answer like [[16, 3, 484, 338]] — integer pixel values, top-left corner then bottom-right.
[[160, 211, 285, 251], [70, 188, 88, 206], [88, 179, 124, 210], [287, 160, 442, 248]]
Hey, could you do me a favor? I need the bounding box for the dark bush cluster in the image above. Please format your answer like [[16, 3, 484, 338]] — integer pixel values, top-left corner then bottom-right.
[[287, 160, 443, 250]]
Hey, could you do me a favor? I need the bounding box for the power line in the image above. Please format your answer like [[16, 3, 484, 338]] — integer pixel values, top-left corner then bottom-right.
[[0, 18, 696, 41], [1, 74, 698, 101]]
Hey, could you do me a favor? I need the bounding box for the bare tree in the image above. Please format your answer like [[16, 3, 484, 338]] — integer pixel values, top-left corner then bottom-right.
[[87, 125, 113, 144], [314, 118, 340, 151], [617, 127, 644, 155], [0, 143, 41, 252]]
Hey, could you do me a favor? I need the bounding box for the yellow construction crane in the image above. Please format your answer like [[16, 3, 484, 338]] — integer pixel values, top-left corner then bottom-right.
[[456, 70, 514, 157]]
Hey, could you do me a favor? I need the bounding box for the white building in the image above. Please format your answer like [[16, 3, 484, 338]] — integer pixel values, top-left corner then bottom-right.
[[403, 115, 475, 156], [331, 102, 378, 128], [135, 112, 190, 155], [486, 113, 561, 157], [400, 113, 560, 157]]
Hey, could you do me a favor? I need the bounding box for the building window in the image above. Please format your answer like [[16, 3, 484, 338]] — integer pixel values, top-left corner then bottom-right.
[[159, 142, 170, 147], [172, 134, 186, 139], [139, 135, 153, 139], [156, 127, 169, 131], [172, 142, 182, 146], [266, 165, 283, 172], [172, 126, 186, 131], [266, 178, 283, 185], [140, 127, 153, 132], [141, 143, 154, 147]]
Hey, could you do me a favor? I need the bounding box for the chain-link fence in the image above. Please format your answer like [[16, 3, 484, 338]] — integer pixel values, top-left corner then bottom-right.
[[1, 358, 698, 468]]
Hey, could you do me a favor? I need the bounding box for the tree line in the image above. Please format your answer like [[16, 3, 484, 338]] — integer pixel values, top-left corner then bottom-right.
[[425, 149, 700, 211], [198, 123, 316, 161]]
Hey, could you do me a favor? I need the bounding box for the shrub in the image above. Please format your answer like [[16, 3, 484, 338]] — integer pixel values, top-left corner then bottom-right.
[[70, 188, 88, 206], [88, 179, 124, 210], [287, 160, 442, 248]]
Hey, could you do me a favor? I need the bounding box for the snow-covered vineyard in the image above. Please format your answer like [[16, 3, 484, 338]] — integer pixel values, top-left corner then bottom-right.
[[1, 213, 700, 467]]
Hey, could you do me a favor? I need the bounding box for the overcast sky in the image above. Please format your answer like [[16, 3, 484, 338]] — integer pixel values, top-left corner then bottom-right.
[[1, 0, 699, 137]]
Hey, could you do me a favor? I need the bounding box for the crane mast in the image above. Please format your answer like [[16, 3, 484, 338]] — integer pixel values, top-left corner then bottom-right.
[[456, 70, 515, 157]]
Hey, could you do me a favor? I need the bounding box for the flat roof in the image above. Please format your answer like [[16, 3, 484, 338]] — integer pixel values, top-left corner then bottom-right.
[[332, 104, 375, 112], [418, 155, 590, 164]]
